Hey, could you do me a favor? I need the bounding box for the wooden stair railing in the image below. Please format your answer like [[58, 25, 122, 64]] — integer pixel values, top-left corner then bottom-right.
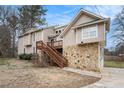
[[47, 44, 68, 66], [36, 41, 68, 68]]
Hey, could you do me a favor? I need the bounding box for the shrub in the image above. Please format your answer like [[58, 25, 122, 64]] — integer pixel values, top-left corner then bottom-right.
[[18, 53, 33, 60]]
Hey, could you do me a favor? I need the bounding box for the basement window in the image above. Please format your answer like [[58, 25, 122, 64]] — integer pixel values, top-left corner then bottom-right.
[[82, 25, 98, 40]]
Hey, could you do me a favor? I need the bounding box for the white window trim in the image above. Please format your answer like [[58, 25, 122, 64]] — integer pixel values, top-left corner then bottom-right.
[[81, 25, 98, 41]]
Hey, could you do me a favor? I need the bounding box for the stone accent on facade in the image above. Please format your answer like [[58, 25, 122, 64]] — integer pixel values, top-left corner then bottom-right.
[[36, 51, 51, 67], [63, 43, 100, 71], [37, 50, 58, 67]]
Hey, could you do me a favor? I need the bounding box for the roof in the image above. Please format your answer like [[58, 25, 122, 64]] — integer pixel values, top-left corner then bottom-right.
[[19, 24, 68, 38], [54, 24, 67, 30], [59, 8, 110, 38], [19, 26, 56, 38], [71, 18, 110, 30]]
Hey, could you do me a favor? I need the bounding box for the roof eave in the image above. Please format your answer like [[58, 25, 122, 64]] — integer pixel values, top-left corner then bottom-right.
[[59, 9, 106, 38], [59, 18, 109, 38]]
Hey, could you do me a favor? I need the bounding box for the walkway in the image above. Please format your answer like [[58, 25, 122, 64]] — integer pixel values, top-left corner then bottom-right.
[[63, 67, 124, 88]]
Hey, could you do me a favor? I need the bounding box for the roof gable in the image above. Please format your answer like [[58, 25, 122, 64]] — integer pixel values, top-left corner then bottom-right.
[[73, 12, 98, 27], [59, 9, 106, 37]]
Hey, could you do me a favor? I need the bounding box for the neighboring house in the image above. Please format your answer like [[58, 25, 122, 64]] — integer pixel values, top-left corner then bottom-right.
[[18, 9, 110, 71]]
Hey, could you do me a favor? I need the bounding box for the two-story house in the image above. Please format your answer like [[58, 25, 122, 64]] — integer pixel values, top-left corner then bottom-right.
[[18, 9, 110, 71]]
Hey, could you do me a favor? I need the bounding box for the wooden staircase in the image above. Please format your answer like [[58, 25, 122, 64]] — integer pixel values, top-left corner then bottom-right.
[[36, 41, 68, 68]]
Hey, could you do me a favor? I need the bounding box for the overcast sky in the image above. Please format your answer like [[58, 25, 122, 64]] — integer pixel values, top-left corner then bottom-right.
[[44, 5, 123, 49]]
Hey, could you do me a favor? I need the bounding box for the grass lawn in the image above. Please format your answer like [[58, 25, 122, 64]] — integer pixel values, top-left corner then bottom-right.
[[0, 58, 9, 65], [104, 61, 124, 68], [0, 58, 100, 88]]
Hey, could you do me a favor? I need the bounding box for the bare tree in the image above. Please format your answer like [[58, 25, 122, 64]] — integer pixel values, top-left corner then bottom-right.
[[112, 6, 124, 44], [0, 6, 12, 57], [7, 11, 19, 57], [115, 42, 124, 55], [0, 6, 11, 25], [0, 6, 19, 57], [0, 25, 11, 57], [110, 6, 124, 56]]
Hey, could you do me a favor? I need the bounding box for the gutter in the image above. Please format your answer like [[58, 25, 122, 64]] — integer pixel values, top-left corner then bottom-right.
[[71, 19, 108, 29], [18, 26, 56, 38]]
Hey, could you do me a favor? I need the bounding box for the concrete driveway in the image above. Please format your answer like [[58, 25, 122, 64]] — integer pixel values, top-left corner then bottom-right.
[[86, 67, 124, 88], [64, 67, 124, 88]]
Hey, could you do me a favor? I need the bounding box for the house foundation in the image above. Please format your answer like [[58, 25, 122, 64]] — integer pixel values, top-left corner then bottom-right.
[[63, 43, 100, 71]]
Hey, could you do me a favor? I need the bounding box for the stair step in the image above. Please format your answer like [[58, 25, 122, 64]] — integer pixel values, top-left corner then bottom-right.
[[36, 41, 68, 68]]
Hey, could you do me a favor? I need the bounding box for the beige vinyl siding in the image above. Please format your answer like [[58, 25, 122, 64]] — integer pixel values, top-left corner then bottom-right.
[[31, 30, 43, 53], [63, 12, 105, 47], [35, 30, 43, 41], [63, 23, 105, 47], [23, 35, 28, 46], [75, 28, 82, 44], [18, 28, 54, 54], [25, 47, 32, 54], [23, 34, 31, 46], [42, 28, 54, 43], [18, 37, 24, 54], [98, 23, 105, 42], [63, 29, 76, 47], [73, 13, 95, 26]]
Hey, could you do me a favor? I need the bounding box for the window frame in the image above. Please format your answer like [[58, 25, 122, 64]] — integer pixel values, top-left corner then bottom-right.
[[81, 25, 98, 40], [56, 31, 58, 34], [59, 30, 61, 33]]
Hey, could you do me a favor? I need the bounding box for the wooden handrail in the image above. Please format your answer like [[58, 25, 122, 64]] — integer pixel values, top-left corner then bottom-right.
[[36, 41, 63, 67], [47, 44, 68, 65], [46, 45, 65, 67], [47, 40, 62, 44], [36, 40, 68, 68], [47, 40, 62, 47]]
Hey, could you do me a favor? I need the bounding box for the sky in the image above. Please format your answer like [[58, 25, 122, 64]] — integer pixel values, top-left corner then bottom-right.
[[44, 5, 123, 49]]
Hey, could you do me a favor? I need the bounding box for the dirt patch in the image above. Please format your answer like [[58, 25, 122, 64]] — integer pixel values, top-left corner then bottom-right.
[[0, 58, 100, 88]]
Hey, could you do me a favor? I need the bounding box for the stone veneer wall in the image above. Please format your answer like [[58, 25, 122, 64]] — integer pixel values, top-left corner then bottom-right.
[[63, 43, 100, 71], [37, 51, 51, 67]]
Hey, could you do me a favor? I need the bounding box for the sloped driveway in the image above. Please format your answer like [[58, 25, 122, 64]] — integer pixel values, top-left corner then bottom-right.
[[86, 67, 124, 88], [64, 67, 124, 88]]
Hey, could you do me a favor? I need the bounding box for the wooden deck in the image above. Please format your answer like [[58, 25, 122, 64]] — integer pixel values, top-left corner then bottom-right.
[[47, 40, 62, 49]]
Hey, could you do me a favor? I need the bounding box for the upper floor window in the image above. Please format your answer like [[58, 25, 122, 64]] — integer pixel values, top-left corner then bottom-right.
[[56, 31, 58, 34], [82, 25, 97, 40], [59, 30, 61, 33]]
